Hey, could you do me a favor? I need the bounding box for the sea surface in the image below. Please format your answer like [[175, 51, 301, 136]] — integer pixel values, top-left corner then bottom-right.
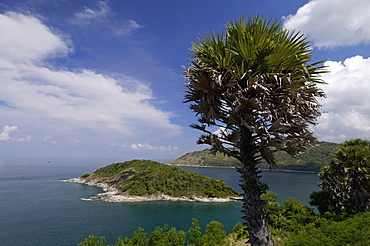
[[0, 158, 319, 246]]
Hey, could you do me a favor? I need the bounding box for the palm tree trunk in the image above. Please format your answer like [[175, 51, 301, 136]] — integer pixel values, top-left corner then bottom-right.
[[238, 127, 273, 246]]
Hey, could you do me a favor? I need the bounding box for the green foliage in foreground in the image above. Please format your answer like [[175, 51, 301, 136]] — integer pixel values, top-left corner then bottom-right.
[[310, 139, 370, 215], [78, 218, 240, 246], [78, 192, 370, 245], [281, 212, 370, 246], [262, 192, 370, 245], [167, 141, 338, 172], [82, 160, 239, 198]]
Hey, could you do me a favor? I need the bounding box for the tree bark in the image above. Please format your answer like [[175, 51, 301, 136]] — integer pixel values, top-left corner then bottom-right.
[[238, 127, 273, 246]]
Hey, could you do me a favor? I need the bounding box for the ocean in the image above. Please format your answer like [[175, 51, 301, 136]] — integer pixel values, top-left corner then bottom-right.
[[0, 158, 319, 245]]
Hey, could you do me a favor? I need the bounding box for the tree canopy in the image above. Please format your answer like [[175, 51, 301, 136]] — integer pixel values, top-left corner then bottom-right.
[[310, 139, 370, 215], [184, 15, 326, 166], [184, 15, 326, 245]]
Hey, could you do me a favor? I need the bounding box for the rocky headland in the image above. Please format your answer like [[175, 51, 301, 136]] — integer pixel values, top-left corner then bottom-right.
[[65, 160, 241, 203]]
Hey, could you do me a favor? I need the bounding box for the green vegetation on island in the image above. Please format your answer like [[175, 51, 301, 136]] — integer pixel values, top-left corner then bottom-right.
[[168, 141, 338, 172], [81, 159, 239, 198]]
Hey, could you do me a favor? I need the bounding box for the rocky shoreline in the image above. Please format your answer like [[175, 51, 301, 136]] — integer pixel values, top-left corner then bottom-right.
[[64, 177, 242, 203]]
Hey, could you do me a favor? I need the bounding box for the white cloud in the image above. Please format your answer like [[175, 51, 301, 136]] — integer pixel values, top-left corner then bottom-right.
[[283, 0, 370, 48], [42, 134, 57, 144], [0, 125, 18, 141], [213, 127, 227, 137], [0, 125, 31, 142], [72, 0, 109, 25], [114, 20, 143, 36], [130, 143, 179, 152], [0, 12, 181, 149], [314, 55, 370, 141], [0, 12, 71, 63], [72, 1, 142, 36]]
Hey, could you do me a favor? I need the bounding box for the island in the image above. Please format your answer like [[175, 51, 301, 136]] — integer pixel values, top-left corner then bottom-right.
[[65, 159, 241, 202], [167, 141, 339, 172]]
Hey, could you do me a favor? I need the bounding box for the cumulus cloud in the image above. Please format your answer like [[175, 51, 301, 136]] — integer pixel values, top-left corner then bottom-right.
[[283, 0, 370, 48], [314, 55, 370, 141], [0, 125, 31, 142], [0, 125, 18, 141], [0, 12, 181, 148]]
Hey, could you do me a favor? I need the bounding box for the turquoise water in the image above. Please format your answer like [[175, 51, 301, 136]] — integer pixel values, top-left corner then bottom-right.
[[0, 158, 319, 245], [181, 166, 319, 205]]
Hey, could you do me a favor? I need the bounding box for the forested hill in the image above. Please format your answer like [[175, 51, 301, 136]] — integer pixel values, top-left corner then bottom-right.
[[167, 141, 339, 172], [80, 160, 239, 198]]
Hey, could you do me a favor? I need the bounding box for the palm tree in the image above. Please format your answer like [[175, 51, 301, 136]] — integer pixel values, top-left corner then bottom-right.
[[310, 139, 370, 215], [183, 15, 326, 245]]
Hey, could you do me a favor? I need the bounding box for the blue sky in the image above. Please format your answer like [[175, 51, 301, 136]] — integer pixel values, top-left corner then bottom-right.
[[0, 0, 369, 160]]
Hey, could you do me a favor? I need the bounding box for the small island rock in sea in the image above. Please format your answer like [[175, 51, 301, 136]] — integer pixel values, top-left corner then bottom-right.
[[65, 159, 241, 202]]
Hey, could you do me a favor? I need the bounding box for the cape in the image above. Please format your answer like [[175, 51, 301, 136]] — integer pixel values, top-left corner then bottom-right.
[[65, 159, 241, 203]]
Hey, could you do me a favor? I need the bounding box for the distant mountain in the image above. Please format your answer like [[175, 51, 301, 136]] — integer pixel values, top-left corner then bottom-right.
[[71, 159, 240, 202], [167, 141, 339, 172]]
